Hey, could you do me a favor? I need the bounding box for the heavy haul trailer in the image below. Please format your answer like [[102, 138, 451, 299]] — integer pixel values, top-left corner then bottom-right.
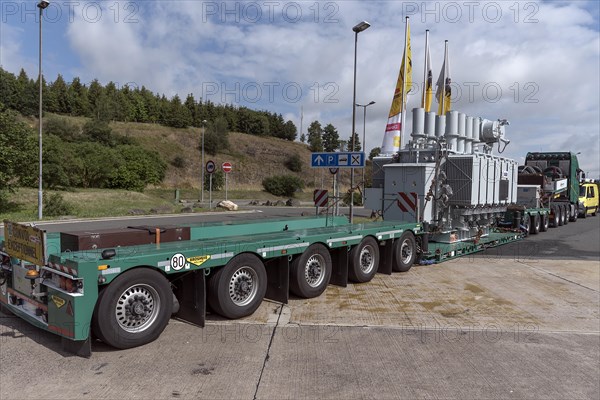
[[0, 212, 525, 356], [0, 216, 433, 356]]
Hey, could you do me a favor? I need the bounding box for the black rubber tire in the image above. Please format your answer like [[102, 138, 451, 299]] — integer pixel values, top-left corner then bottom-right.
[[392, 231, 417, 272], [563, 205, 569, 225], [570, 206, 578, 222], [550, 207, 559, 228], [592, 207, 598, 217], [530, 214, 540, 234], [290, 243, 332, 298], [349, 237, 380, 283], [540, 213, 549, 232], [207, 253, 267, 319], [557, 206, 564, 226], [522, 213, 531, 235], [581, 207, 587, 218], [92, 268, 173, 349]]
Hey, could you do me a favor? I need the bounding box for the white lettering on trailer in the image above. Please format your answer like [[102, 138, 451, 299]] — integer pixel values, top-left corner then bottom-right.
[[256, 242, 310, 257], [376, 230, 404, 240], [101, 267, 121, 275], [158, 260, 170, 272], [210, 252, 234, 260], [326, 235, 363, 247]]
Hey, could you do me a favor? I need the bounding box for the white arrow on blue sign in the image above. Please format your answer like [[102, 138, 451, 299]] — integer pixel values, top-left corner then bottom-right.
[[311, 152, 365, 168]]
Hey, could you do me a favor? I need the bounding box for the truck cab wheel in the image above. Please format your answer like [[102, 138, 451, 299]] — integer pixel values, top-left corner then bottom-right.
[[207, 254, 267, 319], [92, 268, 173, 349], [563, 205, 570, 225], [349, 237, 380, 283], [570, 205, 578, 222], [290, 243, 332, 298]]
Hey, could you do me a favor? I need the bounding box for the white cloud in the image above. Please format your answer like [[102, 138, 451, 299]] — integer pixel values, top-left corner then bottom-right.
[[2, 0, 599, 175]]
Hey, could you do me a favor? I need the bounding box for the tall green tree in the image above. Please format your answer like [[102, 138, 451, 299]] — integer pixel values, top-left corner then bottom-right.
[[68, 77, 90, 116], [0, 105, 36, 208], [282, 120, 297, 141], [348, 131, 361, 151], [322, 123, 340, 152], [307, 120, 323, 152]]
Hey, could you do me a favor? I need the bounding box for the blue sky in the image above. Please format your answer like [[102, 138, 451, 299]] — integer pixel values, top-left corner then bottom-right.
[[1, 0, 599, 176]]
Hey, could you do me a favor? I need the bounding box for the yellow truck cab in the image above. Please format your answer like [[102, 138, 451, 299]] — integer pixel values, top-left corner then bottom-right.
[[579, 181, 599, 218]]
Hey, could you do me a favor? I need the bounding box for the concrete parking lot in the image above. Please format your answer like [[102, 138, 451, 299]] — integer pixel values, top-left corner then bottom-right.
[[1, 255, 598, 399]]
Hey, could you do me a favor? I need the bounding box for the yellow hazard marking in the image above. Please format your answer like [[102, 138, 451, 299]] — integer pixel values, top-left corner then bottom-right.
[[187, 255, 211, 266], [51, 295, 66, 308]]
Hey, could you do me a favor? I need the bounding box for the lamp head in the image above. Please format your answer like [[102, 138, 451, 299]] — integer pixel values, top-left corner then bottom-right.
[[352, 21, 371, 33], [37, 1, 50, 9]]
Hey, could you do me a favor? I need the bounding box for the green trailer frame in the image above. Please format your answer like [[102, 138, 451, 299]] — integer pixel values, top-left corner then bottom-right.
[[0, 215, 529, 356]]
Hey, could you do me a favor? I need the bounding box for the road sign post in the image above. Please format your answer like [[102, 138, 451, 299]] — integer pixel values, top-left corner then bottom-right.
[[222, 162, 232, 201], [206, 160, 215, 210]]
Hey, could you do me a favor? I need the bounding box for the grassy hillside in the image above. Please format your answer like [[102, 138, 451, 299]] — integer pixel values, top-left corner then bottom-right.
[[20, 114, 342, 191]]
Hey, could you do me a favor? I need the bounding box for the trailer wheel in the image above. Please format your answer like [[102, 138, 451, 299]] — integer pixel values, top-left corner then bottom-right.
[[392, 231, 417, 272], [540, 213, 549, 232], [207, 254, 267, 319], [92, 268, 173, 349], [290, 243, 332, 298], [349, 237, 380, 283], [522, 213, 531, 235], [530, 214, 541, 234], [557, 206, 564, 226], [563, 205, 570, 225], [550, 207, 558, 227]]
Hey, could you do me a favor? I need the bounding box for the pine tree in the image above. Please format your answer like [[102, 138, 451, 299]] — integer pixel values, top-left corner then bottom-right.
[[348, 131, 361, 151], [307, 120, 323, 152], [322, 123, 340, 152]]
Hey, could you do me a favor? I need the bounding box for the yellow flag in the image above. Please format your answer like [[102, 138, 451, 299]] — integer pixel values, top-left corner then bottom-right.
[[388, 21, 412, 118], [436, 42, 451, 115], [423, 38, 433, 112]]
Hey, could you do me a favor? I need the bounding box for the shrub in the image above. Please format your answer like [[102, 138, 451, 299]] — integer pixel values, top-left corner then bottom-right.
[[285, 153, 302, 172], [43, 192, 73, 217], [204, 170, 224, 191], [343, 191, 363, 206], [262, 175, 304, 197], [171, 155, 186, 168]]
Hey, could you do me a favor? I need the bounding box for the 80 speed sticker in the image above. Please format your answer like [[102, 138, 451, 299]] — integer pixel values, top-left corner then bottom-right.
[[170, 253, 188, 271]]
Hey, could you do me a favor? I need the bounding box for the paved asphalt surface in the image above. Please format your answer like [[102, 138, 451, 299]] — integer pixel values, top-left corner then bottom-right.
[[0, 208, 598, 399]]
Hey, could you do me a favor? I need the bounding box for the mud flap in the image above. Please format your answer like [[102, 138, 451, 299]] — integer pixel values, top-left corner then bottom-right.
[[329, 246, 348, 287], [173, 271, 205, 327], [378, 239, 394, 275], [264, 257, 289, 304], [62, 336, 91, 358]]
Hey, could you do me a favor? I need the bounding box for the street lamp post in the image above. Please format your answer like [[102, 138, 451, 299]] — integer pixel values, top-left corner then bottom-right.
[[356, 100, 375, 196], [201, 119, 207, 203], [37, 0, 49, 220], [350, 21, 371, 223]]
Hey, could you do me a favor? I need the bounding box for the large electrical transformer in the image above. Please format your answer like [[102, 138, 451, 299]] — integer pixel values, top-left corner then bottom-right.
[[366, 108, 516, 243]]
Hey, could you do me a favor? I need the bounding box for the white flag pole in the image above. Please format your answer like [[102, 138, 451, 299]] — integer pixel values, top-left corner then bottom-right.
[[400, 16, 409, 150], [422, 29, 429, 108], [441, 40, 448, 115]]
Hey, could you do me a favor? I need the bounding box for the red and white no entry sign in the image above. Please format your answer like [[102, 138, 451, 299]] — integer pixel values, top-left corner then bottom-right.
[[222, 162, 232, 173]]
